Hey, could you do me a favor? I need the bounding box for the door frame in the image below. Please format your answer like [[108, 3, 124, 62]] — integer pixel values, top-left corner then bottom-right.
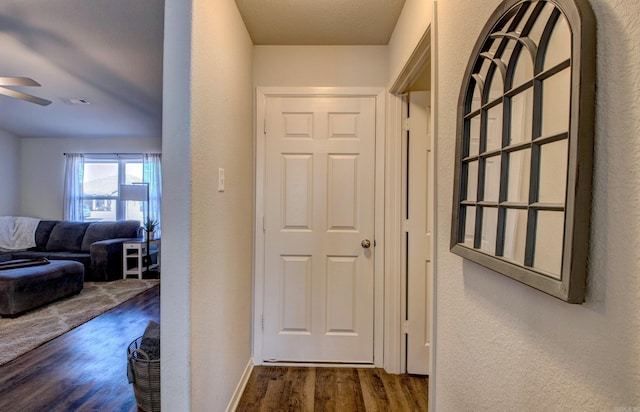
[[253, 87, 386, 366], [401, 91, 433, 375], [386, 20, 437, 377]]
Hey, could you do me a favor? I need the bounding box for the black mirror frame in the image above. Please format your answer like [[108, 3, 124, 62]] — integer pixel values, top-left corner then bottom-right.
[[450, 0, 596, 303]]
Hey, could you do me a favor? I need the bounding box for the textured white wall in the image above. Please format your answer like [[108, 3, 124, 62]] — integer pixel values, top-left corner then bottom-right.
[[160, 0, 192, 410], [190, 0, 254, 410], [435, 0, 640, 410], [387, 0, 433, 87], [19, 137, 161, 219], [0, 129, 21, 215], [254, 45, 388, 87]]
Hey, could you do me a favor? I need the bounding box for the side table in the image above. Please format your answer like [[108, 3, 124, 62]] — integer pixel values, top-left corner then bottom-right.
[[123, 238, 161, 279]]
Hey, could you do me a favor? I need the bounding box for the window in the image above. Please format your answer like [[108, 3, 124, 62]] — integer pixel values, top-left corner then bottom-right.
[[82, 156, 144, 222], [450, 0, 596, 303]]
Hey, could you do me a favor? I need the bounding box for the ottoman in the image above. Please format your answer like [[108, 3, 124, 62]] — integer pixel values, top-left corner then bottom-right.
[[0, 260, 84, 317]]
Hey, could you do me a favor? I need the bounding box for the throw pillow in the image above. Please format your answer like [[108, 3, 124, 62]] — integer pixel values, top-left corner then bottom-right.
[[139, 320, 160, 360], [45, 222, 90, 252]]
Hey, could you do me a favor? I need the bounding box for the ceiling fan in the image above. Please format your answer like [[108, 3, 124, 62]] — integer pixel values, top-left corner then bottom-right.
[[0, 76, 52, 106]]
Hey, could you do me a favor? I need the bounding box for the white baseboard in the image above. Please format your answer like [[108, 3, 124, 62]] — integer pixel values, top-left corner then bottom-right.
[[226, 357, 254, 412]]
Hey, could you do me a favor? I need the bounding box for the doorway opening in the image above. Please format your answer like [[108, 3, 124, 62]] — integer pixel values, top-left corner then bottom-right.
[[388, 26, 436, 377]]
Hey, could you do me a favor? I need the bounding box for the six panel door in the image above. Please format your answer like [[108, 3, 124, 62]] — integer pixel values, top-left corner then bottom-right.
[[262, 96, 376, 363]]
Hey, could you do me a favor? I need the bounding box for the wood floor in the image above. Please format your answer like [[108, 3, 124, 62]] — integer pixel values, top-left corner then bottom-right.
[[0, 284, 159, 412], [237, 366, 429, 411], [0, 286, 428, 411]]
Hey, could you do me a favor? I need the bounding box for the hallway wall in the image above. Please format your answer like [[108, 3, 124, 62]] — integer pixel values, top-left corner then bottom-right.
[[254, 45, 388, 87], [189, 0, 254, 409], [160, 0, 192, 410], [162, 0, 254, 410], [0, 129, 21, 215], [387, 0, 432, 86], [435, 0, 640, 410]]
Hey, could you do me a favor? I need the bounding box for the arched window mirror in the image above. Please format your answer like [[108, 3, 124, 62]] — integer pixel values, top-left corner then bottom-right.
[[450, 0, 596, 303]]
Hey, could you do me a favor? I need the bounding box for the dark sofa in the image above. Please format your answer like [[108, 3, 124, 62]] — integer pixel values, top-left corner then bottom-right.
[[0, 220, 141, 281]]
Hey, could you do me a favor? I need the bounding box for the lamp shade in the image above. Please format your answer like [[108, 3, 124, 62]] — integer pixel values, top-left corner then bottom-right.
[[120, 184, 148, 201]]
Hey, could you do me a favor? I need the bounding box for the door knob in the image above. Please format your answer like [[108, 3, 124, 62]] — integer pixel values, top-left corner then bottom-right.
[[361, 239, 371, 249]]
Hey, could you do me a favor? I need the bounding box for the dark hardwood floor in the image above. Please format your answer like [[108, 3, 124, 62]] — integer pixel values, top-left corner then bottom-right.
[[0, 285, 159, 412], [237, 366, 429, 411], [0, 285, 428, 411]]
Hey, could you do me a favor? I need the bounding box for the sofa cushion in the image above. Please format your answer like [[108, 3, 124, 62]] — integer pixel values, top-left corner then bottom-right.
[[13, 251, 89, 263], [81, 221, 140, 252], [11, 251, 50, 260], [0, 260, 84, 317], [13, 251, 92, 279], [34, 221, 58, 251], [45, 222, 90, 252], [113, 220, 142, 239], [45, 253, 92, 270]]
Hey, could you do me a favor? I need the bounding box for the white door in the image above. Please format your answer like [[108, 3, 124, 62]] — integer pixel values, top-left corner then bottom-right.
[[262, 96, 376, 363], [406, 91, 432, 374]]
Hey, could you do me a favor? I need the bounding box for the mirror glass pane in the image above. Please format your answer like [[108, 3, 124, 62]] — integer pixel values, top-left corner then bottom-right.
[[469, 115, 481, 156], [466, 160, 479, 201], [488, 37, 500, 55], [507, 149, 531, 203], [486, 104, 503, 152], [498, 9, 516, 31], [544, 14, 571, 70], [534, 210, 565, 278], [481, 207, 499, 254], [538, 139, 568, 204], [503, 208, 528, 264], [478, 59, 492, 93], [483, 155, 501, 202], [511, 47, 534, 89], [488, 68, 504, 102], [499, 40, 517, 71], [527, 3, 555, 47], [509, 88, 533, 145], [514, 4, 535, 34], [463, 206, 476, 247], [541, 68, 571, 137], [470, 83, 482, 113]]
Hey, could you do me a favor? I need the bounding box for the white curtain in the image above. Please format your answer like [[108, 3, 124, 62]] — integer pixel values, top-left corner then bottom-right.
[[63, 154, 84, 221], [143, 154, 162, 231]]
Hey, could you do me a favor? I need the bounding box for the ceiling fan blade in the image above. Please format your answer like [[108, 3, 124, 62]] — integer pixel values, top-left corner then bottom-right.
[[0, 77, 41, 87], [0, 87, 52, 106]]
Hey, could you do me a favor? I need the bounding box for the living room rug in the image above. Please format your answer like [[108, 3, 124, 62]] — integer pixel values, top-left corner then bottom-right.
[[0, 279, 159, 366]]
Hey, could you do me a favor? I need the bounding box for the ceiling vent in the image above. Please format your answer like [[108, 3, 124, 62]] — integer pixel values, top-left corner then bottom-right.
[[63, 97, 91, 105]]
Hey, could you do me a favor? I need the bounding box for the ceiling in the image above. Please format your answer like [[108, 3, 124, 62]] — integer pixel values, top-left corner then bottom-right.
[[0, 0, 164, 139], [0, 0, 405, 139], [235, 0, 406, 45]]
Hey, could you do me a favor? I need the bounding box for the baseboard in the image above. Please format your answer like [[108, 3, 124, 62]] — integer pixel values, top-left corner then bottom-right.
[[226, 357, 254, 412]]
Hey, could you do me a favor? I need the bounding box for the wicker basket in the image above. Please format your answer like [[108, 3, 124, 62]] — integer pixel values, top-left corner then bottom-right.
[[127, 336, 161, 412]]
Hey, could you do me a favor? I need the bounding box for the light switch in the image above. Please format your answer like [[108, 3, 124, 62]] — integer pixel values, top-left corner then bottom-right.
[[218, 168, 225, 192]]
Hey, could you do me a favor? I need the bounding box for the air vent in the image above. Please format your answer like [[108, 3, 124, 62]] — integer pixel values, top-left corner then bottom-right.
[[63, 97, 91, 105]]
